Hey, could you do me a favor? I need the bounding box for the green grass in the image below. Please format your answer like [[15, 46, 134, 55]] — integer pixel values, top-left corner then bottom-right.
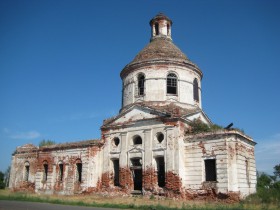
[[0, 190, 279, 210], [0, 193, 242, 210]]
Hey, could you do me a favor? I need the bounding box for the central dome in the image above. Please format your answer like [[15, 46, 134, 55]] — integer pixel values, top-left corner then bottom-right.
[[130, 37, 189, 65], [121, 13, 201, 79]]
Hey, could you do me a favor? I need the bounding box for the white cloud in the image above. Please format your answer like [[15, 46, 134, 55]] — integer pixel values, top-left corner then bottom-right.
[[8, 130, 41, 140], [255, 133, 280, 174]]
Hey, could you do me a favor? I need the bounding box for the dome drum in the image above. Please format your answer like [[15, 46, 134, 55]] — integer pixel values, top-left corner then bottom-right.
[[122, 65, 202, 108]]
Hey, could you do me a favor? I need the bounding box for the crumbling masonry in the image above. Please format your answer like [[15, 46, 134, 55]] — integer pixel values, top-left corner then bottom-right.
[[9, 13, 256, 199]]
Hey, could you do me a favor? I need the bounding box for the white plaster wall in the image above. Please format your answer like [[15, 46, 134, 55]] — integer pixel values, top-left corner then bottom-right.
[[184, 133, 256, 197], [122, 65, 202, 108], [184, 137, 229, 193], [9, 154, 37, 189], [103, 118, 181, 184], [235, 140, 257, 196]]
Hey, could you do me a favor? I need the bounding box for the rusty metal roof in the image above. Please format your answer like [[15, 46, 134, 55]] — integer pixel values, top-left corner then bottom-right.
[[131, 37, 188, 64], [149, 12, 173, 26], [120, 37, 202, 79]]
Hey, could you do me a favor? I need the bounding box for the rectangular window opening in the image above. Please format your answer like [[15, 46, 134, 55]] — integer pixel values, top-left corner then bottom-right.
[[167, 78, 177, 94], [205, 159, 217, 181]]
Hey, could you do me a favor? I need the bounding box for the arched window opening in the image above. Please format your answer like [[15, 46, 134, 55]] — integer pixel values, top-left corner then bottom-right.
[[133, 135, 142, 145], [155, 23, 159, 35], [156, 132, 164, 143], [58, 161, 63, 182], [137, 74, 145, 96], [113, 137, 120, 147], [193, 78, 199, 102], [167, 73, 177, 94], [24, 161, 30, 181], [76, 160, 82, 183], [43, 161, 48, 182], [167, 24, 170, 35]]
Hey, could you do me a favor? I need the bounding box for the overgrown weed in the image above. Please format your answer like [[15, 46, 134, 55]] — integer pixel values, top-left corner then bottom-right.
[[0, 189, 279, 210]]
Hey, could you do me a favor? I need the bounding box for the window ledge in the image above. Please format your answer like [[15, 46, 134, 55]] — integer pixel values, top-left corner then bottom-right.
[[135, 95, 145, 98]]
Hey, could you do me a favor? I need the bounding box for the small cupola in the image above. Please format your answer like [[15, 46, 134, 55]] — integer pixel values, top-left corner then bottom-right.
[[149, 13, 172, 41]]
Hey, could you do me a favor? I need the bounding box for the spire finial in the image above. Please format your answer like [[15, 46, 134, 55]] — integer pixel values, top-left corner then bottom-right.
[[149, 13, 172, 41]]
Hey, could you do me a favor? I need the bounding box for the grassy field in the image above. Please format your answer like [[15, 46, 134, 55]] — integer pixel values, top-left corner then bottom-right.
[[0, 189, 279, 210]]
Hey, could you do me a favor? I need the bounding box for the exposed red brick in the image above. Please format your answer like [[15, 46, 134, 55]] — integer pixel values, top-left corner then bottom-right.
[[12, 181, 35, 192], [165, 171, 182, 197], [74, 182, 82, 192], [119, 167, 133, 192], [143, 166, 157, 191], [101, 172, 113, 187], [198, 141, 206, 154]]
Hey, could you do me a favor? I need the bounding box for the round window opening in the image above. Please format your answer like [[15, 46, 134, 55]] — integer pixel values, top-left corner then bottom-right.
[[157, 133, 164, 143], [113, 137, 120, 146]]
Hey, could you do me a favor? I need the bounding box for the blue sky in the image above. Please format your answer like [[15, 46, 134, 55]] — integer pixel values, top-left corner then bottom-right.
[[0, 0, 279, 175]]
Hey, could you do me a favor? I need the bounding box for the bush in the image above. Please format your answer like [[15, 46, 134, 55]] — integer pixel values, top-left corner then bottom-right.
[[0, 172, 5, 189], [39, 139, 55, 147], [244, 170, 280, 207], [186, 119, 223, 134]]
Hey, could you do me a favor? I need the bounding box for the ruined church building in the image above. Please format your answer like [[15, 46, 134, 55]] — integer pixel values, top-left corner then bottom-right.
[[9, 14, 256, 198]]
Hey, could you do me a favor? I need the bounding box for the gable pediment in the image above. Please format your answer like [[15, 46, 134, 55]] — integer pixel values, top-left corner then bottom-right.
[[102, 103, 212, 128], [183, 110, 212, 125], [102, 105, 167, 127]]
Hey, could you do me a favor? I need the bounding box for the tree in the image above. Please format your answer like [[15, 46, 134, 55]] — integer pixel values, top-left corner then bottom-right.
[[39, 139, 56, 147], [4, 166, 10, 187], [0, 171, 5, 189], [273, 164, 280, 178], [257, 172, 272, 189]]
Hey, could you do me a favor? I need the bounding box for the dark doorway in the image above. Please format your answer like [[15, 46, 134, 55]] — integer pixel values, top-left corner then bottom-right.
[[113, 159, 120, 186], [156, 157, 165, 187], [133, 169, 142, 190]]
